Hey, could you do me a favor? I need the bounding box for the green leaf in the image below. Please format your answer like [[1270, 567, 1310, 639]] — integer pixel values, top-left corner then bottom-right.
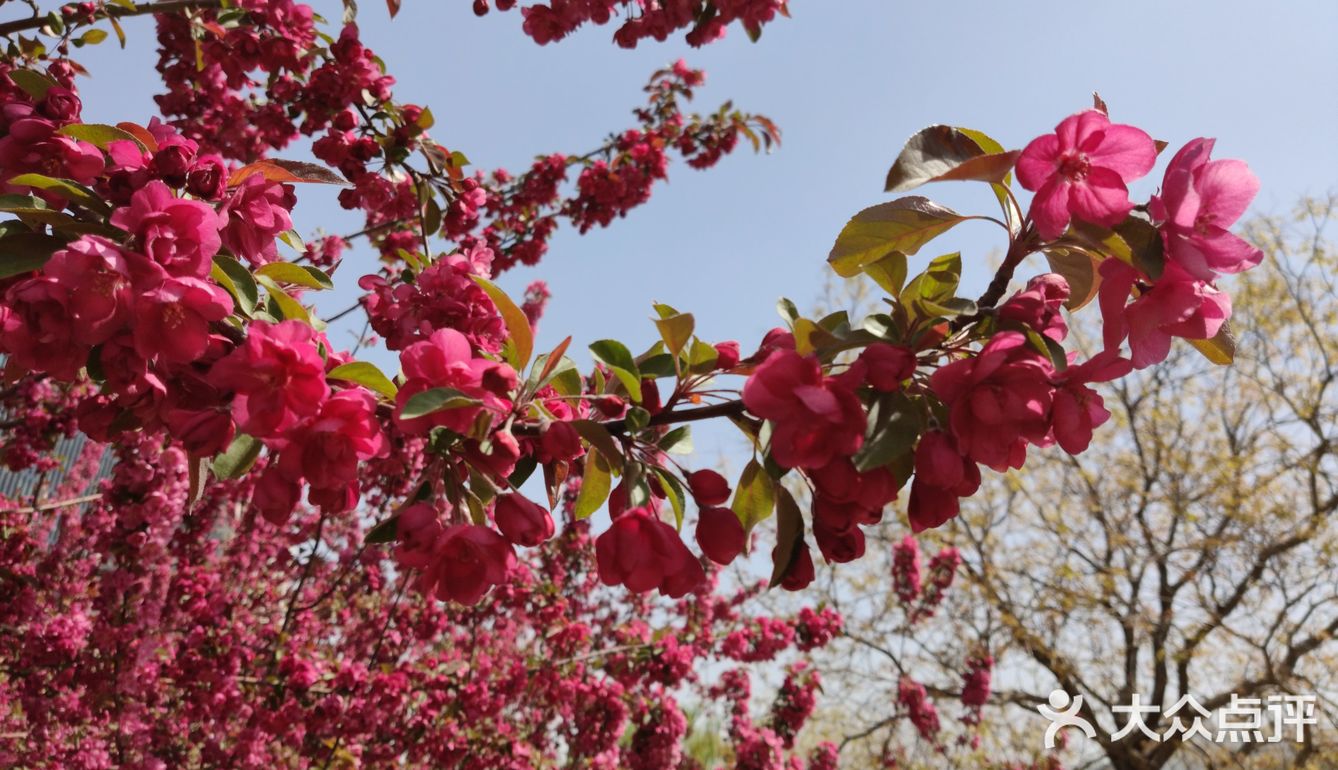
[[255, 261, 333, 290], [574, 451, 611, 519], [365, 515, 399, 544], [549, 358, 584, 397], [654, 469, 686, 530], [508, 455, 538, 488], [211, 255, 258, 316], [862, 251, 909, 295], [77, 28, 108, 46], [659, 425, 693, 455], [108, 16, 126, 48], [0, 193, 49, 213], [1023, 328, 1068, 372], [776, 297, 800, 325], [531, 354, 580, 396], [1069, 218, 1164, 281], [652, 304, 695, 357], [589, 339, 642, 402], [900, 252, 963, 318], [526, 336, 573, 393], [255, 275, 311, 324], [852, 402, 921, 473], [570, 419, 625, 467], [58, 123, 147, 152], [769, 486, 805, 587], [8, 69, 57, 100], [211, 434, 263, 480], [1113, 216, 1165, 280], [398, 387, 483, 420], [6, 173, 108, 213], [828, 197, 966, 277], [685, 338, 720, 374], [278, 229, 305, 253], [885, 125, 1019, 192], [957, 128, 1023, 234], [327, 361, 398, 400], [731, 459, 776, 536], [1188, 319, 1236, 365], [638, 353, 677, 379], [471, 275, 534, 371], [624, 406, 651, 432], [0, 231, 63, 279]]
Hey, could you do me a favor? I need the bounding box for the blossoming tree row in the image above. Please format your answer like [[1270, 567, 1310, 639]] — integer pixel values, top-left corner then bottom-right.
[[0, 0, 1260, 613]]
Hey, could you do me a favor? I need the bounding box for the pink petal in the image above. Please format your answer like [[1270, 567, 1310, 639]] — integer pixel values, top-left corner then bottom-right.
[[1097, 259, 1138, 351], [1165, 137, 1215, 175], [1160, 167, 1202, 229], [793, 384, 840, 419], [1029, 177, 1072, 240], [969, 387, 1005, 424], [1195, 159, 1259, 226], [929, 359, 973, 404], [1091, 124, 1157, 181], [1057, 110, 1109, 150], [1198, 228, 1264, 275], [1050, 389, 1089, 455], [1069, 166, 1132, 228], [1016, 134, 1060, 191], [1165, 231, 1217, 281], [1129, 327, 1172, 370]]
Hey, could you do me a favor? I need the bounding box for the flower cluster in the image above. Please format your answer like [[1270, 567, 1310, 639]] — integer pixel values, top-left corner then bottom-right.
[[0, 0, 1263, 695], [0, 409, 841, 768], [473, 0, 789, 48], [460, 62, 779, 273]]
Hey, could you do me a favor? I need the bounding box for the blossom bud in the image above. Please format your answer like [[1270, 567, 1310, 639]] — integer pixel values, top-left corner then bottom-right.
[[333, 109, 359, 131], [185, 154, 226, 200], [152, 144, 195, 187], [777, 542, 815, 591], [713, 340, 740, 370], [686, 469, 731, 506], [695, 506, 745, 565], [39, 86, 81, 122], [907, 478, 960, 534], [494, 493, 555, 547], [857, 343, 916, 392], [639, 378, 662, 414], [594, 395, 626, 418], [813, 516, 865, 563], [539, 420, 583, 463]]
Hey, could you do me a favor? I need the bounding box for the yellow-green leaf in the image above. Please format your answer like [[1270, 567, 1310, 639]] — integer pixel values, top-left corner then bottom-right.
[[471, 275, 533, 371], [255, 261, 333, 290], [212, 434, 262, 479], [327, 361, 398, 400], [652, 304, 695, 357], [1188, 320, 1236, 365], [58, 123, 146, 152], [863, 251, 909, 295], [732, 459, 776, 536], [255, 275, 311, 324], [574, 451, 611, 519], [828, 197, 966, 277]]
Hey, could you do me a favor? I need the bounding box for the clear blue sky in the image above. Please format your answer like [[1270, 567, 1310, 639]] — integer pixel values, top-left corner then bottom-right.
[[58, 0, 1338, 464]]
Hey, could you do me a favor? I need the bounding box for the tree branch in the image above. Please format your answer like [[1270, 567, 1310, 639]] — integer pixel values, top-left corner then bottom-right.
[[0, 0, 221, 36]]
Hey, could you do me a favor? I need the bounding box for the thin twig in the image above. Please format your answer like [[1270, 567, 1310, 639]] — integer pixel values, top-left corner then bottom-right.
[[0, 0, 221, 36], [0, 492, 102, 515]]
